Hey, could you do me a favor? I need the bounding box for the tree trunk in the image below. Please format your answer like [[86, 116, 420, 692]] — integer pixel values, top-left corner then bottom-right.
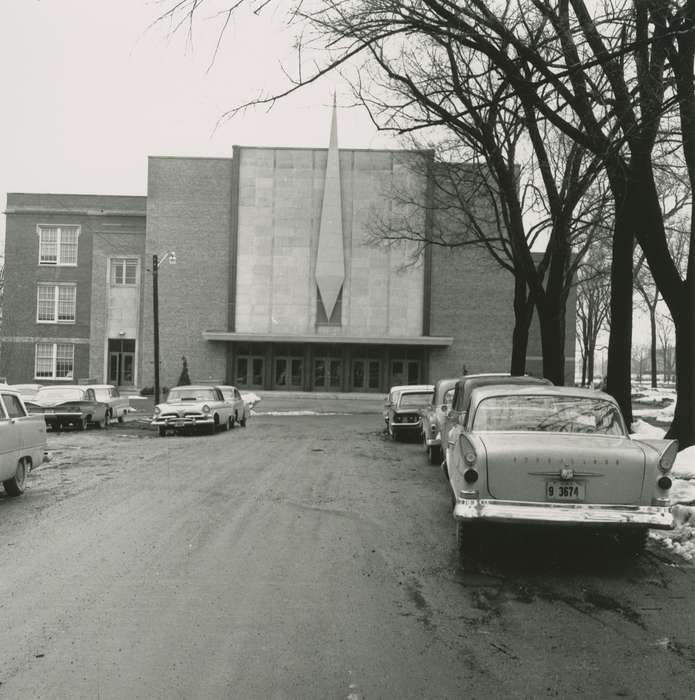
[[587, 341, 595, 388], [510, 275, 533, 375], [649, 306, 658, 389], [665, 295, 695, 449]]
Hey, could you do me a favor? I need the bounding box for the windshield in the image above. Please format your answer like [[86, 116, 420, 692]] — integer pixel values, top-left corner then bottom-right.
[[398, 392, 433, 408], [35, 387, 86, 402], [471, 395, 625, 436], [92, 389, 110, 401], [167, 388, 217, 402]]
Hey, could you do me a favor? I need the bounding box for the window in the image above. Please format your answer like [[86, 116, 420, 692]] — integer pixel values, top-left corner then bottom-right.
[[1, 394, 26, 419], [111, 258, 138, 285], [36, 284, 76, 323], [35, 343, 74, 379], [38, 226, 79, 266]]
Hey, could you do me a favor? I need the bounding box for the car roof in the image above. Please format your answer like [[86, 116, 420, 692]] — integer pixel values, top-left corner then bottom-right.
[[433, 377, 459, 402], [170, 384, 220, 390], [470, 384, 619, 403], [37, 384, 91, 390], [215, 385, 239, 390], [89, 384, 115, 389], [452, 374, 552, 412]]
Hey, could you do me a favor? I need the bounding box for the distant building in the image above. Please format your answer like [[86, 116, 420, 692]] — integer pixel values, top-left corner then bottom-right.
[[1, 106, 575, 391]]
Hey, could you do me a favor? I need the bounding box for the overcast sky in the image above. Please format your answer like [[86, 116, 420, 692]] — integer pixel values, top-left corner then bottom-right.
[[0, 0, 398, 258]]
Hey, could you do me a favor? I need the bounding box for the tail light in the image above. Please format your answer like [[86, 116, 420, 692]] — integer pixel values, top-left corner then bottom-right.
[[658, 441, 678, 473]]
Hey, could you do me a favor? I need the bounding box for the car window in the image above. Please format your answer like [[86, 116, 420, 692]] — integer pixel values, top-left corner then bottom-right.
[[398, 392, 433, 408], [2, 393, 26, 419], [86, 389, 96, 401], [0, 397, 9, 419], [35, 387, 85, 402], [471, 395, 625, 435], [443, 388, 455, 406], [93, 388, 109, 401], [168, 388, 218, 402]]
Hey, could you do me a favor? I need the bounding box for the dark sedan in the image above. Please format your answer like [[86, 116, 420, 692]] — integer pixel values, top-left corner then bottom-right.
[[25, 385, 109, 431]]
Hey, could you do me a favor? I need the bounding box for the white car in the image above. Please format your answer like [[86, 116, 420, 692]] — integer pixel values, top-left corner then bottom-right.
[[151, 385, 236, 437], [217, 385, 250, 427], [0, 388, 49, 497], [91, 384, 130, 424]]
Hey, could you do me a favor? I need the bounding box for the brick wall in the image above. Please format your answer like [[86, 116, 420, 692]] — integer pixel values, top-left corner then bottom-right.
[[2, 193, 145, 383], [142, 157, 234, 389]]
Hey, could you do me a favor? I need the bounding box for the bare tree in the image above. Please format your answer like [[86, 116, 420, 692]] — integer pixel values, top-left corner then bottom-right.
[[155, 0, 695, 446]]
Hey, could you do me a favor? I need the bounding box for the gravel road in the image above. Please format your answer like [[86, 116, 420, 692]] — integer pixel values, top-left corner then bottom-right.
[[1, 415, 694, 699]]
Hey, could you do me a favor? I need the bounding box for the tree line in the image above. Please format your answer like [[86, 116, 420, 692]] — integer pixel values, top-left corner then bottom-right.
[[156, 0, 695, 449]]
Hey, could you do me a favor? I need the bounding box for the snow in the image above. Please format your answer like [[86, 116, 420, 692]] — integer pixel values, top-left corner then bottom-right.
[[631, 387, 695, 561]]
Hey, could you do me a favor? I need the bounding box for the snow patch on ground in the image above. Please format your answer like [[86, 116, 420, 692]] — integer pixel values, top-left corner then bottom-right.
[[631, 400, 695, 561]]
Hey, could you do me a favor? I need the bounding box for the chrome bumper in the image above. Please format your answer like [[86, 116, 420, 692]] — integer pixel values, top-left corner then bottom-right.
[[453, 498, 674, 530], [151, 416, 213, 427]]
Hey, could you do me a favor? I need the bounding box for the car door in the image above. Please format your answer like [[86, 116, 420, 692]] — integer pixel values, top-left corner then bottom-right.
[[0, 395, 20, 481]]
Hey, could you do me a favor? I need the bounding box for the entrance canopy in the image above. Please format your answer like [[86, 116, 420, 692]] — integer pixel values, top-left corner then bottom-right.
[[202, 331, 453, 346]]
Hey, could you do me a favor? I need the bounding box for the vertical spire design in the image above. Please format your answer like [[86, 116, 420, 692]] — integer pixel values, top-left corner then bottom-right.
[[315, 93, 345, 320]]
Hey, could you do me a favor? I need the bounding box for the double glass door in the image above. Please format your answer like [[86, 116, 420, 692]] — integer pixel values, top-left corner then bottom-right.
[[108, 338, 135, 386], [352, 359, 381, 391], [274, 356, 304, 389]]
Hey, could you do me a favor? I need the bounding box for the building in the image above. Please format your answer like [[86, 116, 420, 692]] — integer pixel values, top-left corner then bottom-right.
[[1, 107, 575, 392]]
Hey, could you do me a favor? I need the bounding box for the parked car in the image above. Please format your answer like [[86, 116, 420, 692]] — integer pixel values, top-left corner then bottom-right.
[[387, 385, 434, 441], [441, 373, 553, 455], [421, 377, 458, 465], [91, 384, 130, 423], [217, 385, 249, 427], [446, 384, 676, 556], [24, 385, 109, 431], [383, 384, 432, 428], [152, 385, 236, 436], [8, 384, 43, 401], [0, 388, 49, 497]]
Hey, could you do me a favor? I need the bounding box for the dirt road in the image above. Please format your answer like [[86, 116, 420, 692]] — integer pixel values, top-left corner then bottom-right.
[[1, 415, 693, 699]]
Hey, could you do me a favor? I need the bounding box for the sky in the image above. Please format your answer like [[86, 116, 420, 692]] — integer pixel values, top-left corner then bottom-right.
[[0, 0, 398, 258]]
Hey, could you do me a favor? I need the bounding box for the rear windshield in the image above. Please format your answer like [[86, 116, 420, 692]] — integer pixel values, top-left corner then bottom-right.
[[398, 392, 433, 408], [35, 388, 85, 402], [471, 395, 625, 436]]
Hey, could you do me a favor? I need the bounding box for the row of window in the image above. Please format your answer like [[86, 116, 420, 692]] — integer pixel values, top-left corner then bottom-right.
[[34, 259, 139, 323]]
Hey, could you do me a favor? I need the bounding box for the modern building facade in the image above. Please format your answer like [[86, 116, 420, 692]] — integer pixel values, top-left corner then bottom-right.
[[1, 109, 576, 392]]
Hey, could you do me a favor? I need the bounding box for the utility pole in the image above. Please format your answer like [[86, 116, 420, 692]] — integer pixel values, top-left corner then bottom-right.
[[153, 254, 160, 406]]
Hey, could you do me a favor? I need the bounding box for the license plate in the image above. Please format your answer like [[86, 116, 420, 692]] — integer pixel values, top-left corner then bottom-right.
[[546, 480, 585, 501], [174, 420, 186, 427]]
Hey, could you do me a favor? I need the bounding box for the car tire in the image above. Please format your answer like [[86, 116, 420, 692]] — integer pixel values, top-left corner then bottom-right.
[[225, 416, 232, 431], [97, 415, 108, 429], [158, 426, 167, 437], [3, 458, 28, 497], [80, 418, 89, 431], [105, 410, 113, 427], [117, 414, 125, 424], [428, 445, 441, 465], [240, 414, 247, 427]]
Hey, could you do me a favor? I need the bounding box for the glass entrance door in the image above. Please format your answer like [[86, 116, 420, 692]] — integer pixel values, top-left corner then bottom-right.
[[313, 358, 342, 390], [352, 359, 381, 391], [235, 356, 265, 388], [107, 339, 135, 386], [274, 356, 303, 389]]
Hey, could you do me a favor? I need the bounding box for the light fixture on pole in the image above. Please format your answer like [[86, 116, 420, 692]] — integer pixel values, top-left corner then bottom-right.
[[152, 251, 176, 406]]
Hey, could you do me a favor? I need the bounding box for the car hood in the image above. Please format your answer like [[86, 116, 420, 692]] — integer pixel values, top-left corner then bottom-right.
[[156, 401, 212, 412], [475, 432, 646, 503]]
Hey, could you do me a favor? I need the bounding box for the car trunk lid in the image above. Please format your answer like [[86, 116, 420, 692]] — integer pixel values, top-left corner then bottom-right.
[[481, 433, 645, 504]]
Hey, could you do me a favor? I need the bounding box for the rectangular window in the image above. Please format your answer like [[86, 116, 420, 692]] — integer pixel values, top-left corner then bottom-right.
[[36, 284, 76, 323], [38, 226, 80, 266], [35, 343, 75, 379], [111, 258, 138, 285]]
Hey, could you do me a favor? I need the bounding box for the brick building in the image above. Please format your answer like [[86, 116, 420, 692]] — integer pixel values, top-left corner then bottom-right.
[[1, 107, 575, 392]]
